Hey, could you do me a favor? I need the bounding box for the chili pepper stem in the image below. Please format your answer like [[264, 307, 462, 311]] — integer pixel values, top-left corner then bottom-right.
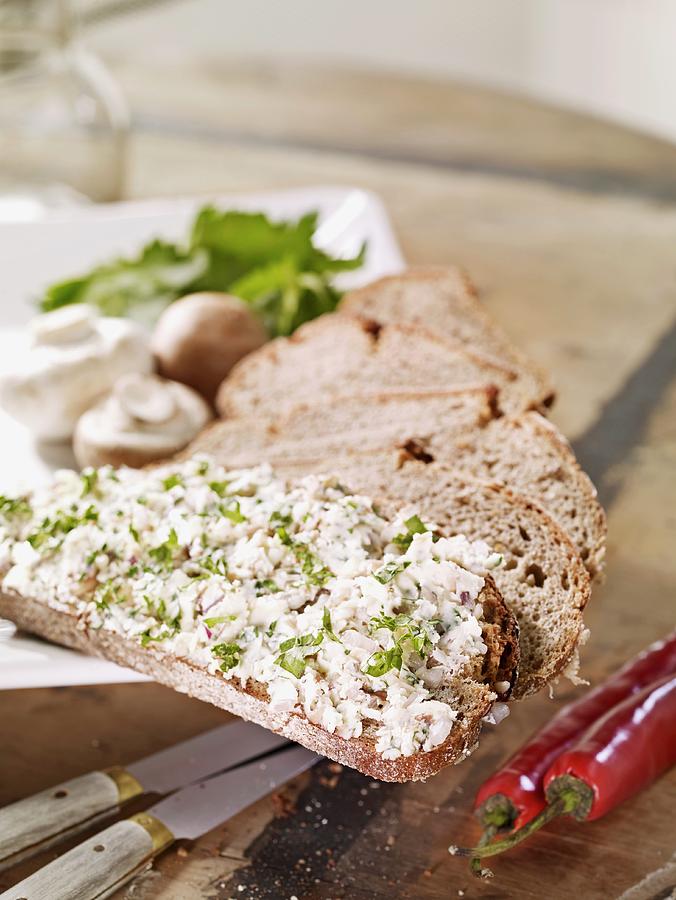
[[476, 794, 520, 832], [470, 826, 497, 879], [457, 791, 580, 860]]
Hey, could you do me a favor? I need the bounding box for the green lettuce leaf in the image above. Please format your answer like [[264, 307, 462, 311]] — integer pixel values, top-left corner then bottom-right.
[[39, 207, 366, 336]]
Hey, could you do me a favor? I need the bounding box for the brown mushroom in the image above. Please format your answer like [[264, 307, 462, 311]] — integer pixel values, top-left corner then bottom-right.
[[150, 293, 268, 404]]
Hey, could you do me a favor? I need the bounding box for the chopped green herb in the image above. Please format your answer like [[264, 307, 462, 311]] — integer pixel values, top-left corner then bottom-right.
[[208, 480, 230, 497], [294, 544, 333, 587], [204, 615, 236, 627], [276, 525, 292, 546], [93, 580, 121, 611], [363, 646, 403, 678], [128, 524, 140, 543], [162, 473, 183, 491], [196, 460, 210, 476], [149, 528, 179, 567], [0, 495, 32, 520], [392, 514, 429, 550], [255, 578, 281, 596], [266, 620, 277, 637], [199, 555, 229, 577], [269, 510, 292, 527], [221, 501, 246, 524], [212, 642, 242, 672], [27, 506, 99, 549], [276, 528, 333, 586], [373, 560, 411, 584], [322, 608, 341, 643], [364, 612, 436, 677], [80, 470, 100, 497], [275, 629, 324, 678]]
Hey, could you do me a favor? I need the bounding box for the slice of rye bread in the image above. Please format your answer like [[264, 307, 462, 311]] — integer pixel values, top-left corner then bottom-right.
[[340, 266, 554, 407], [215, 315, 552, 420], [188, 392, 606, 580], [264, 450, 591, 698], [0, 577, 519, 782]]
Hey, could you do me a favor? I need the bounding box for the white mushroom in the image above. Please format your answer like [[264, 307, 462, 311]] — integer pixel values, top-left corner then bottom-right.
[[73, 373, 212, 468], [0, 305, 153, 441]]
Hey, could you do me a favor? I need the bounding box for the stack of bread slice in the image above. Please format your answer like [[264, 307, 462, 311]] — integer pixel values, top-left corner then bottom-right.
[[0, 267, 604, 783], [195, 267, 605, 702]]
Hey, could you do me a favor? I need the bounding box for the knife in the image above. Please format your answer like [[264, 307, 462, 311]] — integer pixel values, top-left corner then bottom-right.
[[0, 719, 287, 870], [1, 744, 319, 900]]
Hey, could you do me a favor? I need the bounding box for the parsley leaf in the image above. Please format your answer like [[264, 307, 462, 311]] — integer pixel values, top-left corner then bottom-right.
[[322, 608, 341, 643], [204, 615, 236, 627], [364, 613, 436, 677], [255, 578, 281, 596], [212, 642, 242, 672], [0, 494, 32, 520], [27, 506, 98, 549], [364, 646, 403, 678], [276, 527, 333, 586], [40, 208, 365, 337], [373, 560, 411, 584], [392, 514, 429, 550], [149, 528, 179, 567], [80, 470, 100, 497], [221, 501, 246, 524], [275, 630, 324, 678], [162, 473, 183, 491], [208, 480, 230, 497], [199, 555, 228, 577]]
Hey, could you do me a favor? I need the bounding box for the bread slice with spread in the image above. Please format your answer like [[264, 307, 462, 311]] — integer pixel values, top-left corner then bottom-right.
[[216, 316, 552, 420], [266, 450, 590, 698], [0, 458, 518, 781]]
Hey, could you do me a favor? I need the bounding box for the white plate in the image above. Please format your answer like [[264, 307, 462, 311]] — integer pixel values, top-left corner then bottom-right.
[[0, 185, 405, 689]]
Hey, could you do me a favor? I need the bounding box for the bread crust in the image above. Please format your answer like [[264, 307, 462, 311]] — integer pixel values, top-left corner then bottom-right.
[[0, 578, 518, 782]]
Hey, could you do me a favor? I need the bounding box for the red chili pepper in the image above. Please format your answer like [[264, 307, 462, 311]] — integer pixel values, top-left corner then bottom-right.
[[461, 674, 676, 866], [474, 630, 676, 833]]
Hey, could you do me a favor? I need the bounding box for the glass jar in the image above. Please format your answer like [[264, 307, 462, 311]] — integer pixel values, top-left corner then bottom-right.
[[0, 0, 129, 217]]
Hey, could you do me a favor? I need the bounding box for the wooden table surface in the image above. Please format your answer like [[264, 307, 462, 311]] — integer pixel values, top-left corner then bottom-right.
[[1, 50, 676, 900]]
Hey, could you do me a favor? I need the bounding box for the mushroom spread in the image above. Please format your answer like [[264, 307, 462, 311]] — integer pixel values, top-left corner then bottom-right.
[[0, 306, 152, 441], [0, 459, 503, 759], [73, 373, 212, 468]]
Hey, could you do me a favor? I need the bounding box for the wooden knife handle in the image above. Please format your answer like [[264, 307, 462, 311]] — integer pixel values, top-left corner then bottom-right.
[[0, 816, 172, 900], [0, 769, 142, 870]]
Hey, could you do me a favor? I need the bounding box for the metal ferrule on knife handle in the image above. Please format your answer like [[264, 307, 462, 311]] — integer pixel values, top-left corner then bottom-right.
[[129, 812, 175, 852], [0, 817, 174, 900], [103, 766, 145, 803], [0, 768, 143, 871]]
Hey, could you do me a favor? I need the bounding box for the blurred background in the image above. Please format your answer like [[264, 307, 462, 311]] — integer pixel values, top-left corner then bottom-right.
[[3, 0, 676, 210], [86, 0, 676, 141]]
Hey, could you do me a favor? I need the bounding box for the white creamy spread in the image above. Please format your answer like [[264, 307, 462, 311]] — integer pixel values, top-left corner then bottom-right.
[[0, 458, 503, 760]]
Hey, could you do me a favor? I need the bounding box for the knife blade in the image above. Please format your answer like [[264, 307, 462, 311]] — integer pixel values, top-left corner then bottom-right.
[[1, 745, 319, 900], [0, 719, 287, 870]]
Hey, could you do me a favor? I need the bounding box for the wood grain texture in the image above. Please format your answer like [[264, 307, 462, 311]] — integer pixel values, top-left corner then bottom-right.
[[1, 51, 676, 900], [0, 771, 120, 869], [1, 820, 155, 900]]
